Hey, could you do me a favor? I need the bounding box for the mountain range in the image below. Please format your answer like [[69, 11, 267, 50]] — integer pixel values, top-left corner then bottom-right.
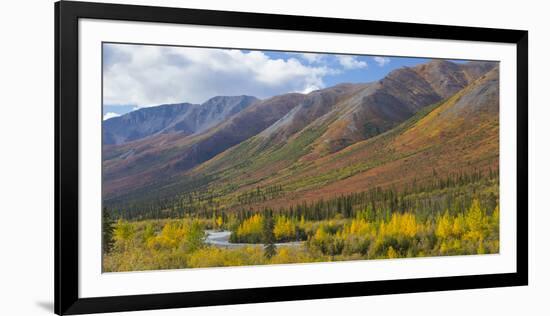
[[103, 95, 258, 145], [103, 60, 499, 215]]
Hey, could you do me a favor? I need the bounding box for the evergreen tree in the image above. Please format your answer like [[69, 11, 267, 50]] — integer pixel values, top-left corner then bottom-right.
[[102, 207, 115, 254], [262, 211, 277, 259]]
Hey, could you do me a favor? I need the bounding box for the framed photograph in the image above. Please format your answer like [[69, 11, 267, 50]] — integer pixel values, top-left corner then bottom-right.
[[55, 1, 528, 314]]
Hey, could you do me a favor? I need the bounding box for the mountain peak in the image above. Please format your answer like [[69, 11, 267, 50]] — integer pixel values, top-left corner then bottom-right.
[[203, 95, 258, 104], [103, 96, 258, 145]]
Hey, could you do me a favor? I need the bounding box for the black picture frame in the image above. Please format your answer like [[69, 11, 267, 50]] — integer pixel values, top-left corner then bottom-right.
[[55, 1, 528, 314]]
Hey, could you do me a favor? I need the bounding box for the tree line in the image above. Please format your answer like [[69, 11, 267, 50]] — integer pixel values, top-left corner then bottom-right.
[[104, 168, 497, 223]]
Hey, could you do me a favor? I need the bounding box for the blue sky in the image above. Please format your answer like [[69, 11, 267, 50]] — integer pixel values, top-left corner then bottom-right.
[[263, 51, 429, 87], [103, 43, 467, 119]]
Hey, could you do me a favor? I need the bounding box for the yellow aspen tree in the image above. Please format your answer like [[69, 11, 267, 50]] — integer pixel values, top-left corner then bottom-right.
[[452, 214, 466, 237], [143, 223, 155, 243], [114, 219, 135, 251], [466, 199, 484, 233], [387, 246, 398, 259], [436, 211, 452, 239], [476, 237, 485, 255]]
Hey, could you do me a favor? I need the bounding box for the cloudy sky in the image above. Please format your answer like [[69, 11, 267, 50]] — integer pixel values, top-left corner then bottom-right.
[[103, 43, 462, 119]]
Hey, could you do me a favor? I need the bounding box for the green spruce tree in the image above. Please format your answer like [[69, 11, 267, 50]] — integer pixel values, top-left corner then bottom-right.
[[263, 211, 277, 259], [102, 207, 115, 254]]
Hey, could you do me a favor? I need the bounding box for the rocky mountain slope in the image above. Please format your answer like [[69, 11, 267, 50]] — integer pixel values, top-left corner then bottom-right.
[[102, 60, 499, 214], [103, 95, 258, 145]]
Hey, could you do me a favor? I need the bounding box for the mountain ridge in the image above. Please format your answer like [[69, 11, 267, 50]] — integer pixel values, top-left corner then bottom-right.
[[103, 95, 258, 145], [102, 60, 499, 213]]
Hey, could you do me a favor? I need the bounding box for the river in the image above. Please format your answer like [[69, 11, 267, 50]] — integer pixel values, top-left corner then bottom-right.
[[204, 230, 303, 248]]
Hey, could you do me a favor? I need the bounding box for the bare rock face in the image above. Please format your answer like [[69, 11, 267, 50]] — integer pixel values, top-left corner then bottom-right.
[[103, 95, 258, 145], [449, 66, 499, 117], [414, 60, 497, 98], [168, 93, 309, 172], [257, 83, 367, 143], [414, 60, 468, 98], [103, 102, 197, 145]]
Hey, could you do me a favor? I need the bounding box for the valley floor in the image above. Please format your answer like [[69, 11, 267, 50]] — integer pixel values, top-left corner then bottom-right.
[[103, 197, 499, 272]]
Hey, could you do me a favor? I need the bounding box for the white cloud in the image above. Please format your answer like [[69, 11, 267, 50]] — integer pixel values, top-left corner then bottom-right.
[[103, 44, 337, 107], [373, 56, 391, 67], [299, 53, 324, 64], [301, 84, 322, 94], [103, 112, 120, 120], [336, 55, 368, 70]]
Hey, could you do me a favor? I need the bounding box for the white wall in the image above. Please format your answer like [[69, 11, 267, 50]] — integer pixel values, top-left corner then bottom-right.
[[0, 0, 547, 315]]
